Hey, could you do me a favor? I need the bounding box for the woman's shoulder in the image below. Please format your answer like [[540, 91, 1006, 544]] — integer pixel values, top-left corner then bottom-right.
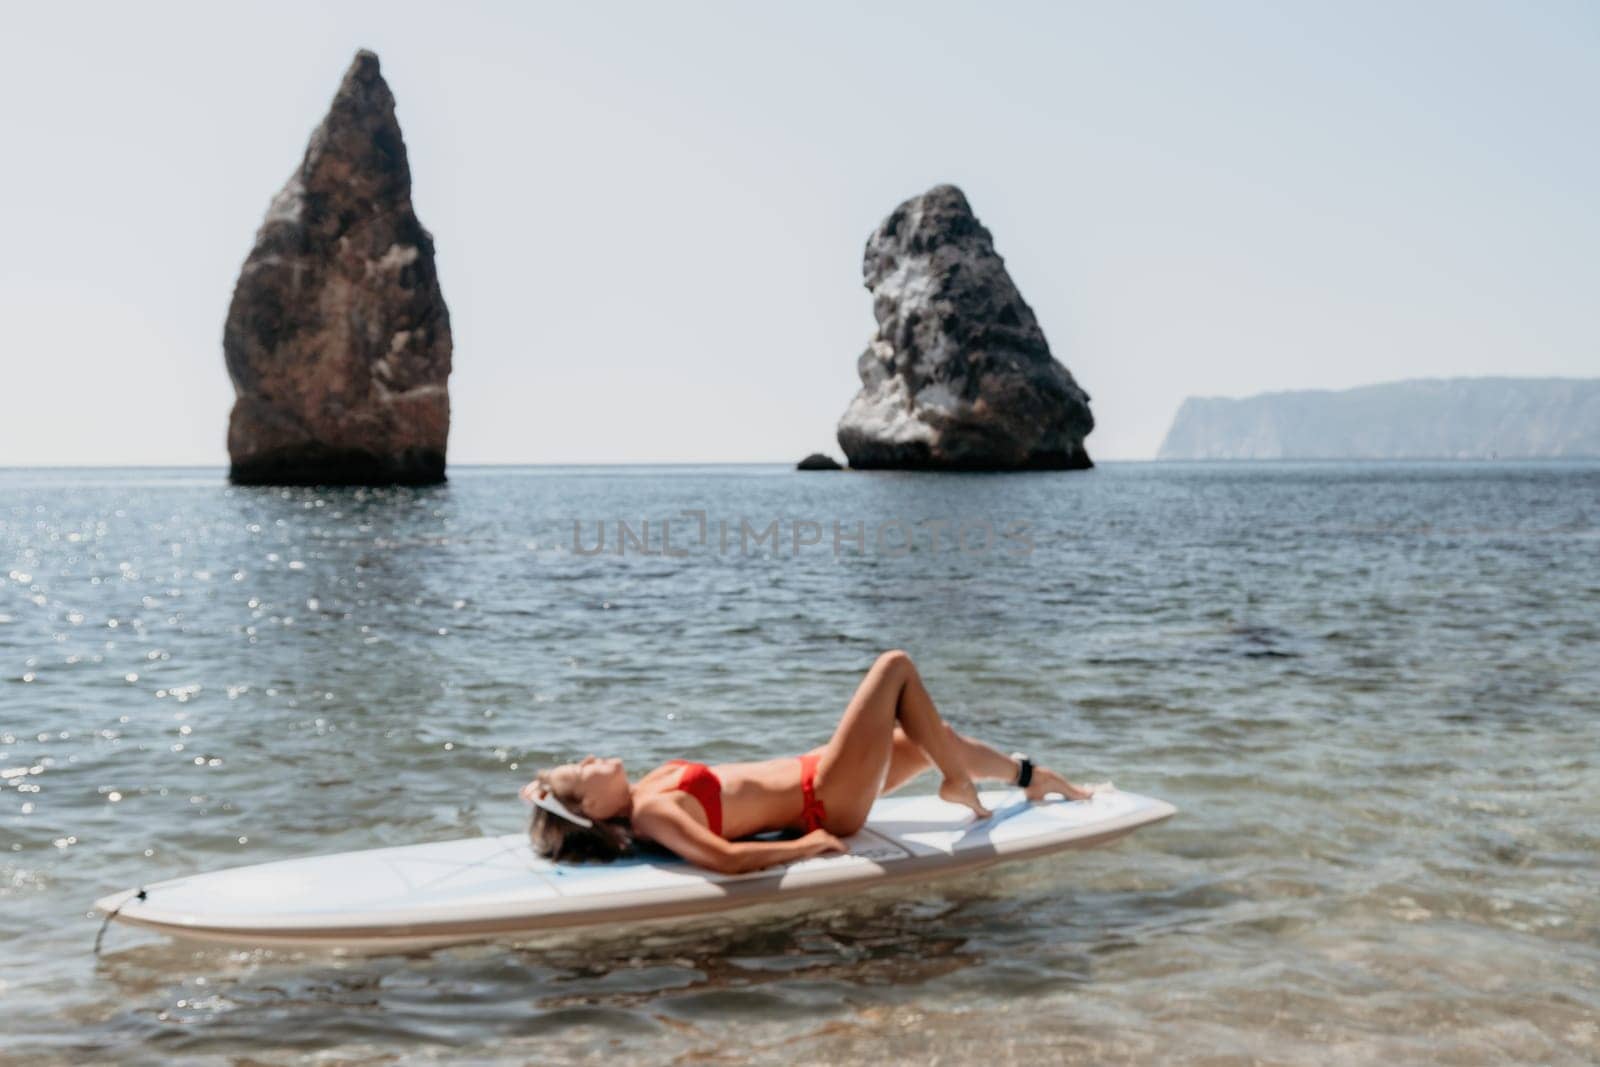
[[635, 760, 687, 785], [630, 788, 702, 838]]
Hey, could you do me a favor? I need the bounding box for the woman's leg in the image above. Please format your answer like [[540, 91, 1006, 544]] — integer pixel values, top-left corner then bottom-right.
[[882, 726, 1093, 801], [817, 650, 989, 832], [881, 726, 1010, 793]]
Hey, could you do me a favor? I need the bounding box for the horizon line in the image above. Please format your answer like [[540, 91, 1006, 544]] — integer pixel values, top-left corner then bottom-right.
[[6, 456, 1600, 474]]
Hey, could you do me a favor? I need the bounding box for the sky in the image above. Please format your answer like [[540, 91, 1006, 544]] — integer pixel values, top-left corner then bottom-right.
[[1, 0, 1596, 465]]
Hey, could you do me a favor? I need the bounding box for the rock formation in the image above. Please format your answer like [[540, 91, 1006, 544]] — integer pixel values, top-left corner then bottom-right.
[[224, 50, 452, 485], [796, 452, 843, 471], [836, 185, 1093, 470]]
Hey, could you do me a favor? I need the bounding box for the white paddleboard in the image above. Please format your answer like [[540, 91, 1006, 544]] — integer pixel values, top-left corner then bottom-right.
[[95, 787, 1175, 951]]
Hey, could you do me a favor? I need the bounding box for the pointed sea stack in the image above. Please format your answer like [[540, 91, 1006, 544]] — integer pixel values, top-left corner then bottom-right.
[[224, 50, 452, 486], [836, 185, 1093, 471]]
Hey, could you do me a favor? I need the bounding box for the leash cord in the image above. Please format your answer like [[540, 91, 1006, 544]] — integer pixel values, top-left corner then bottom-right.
[[93, 888, 146, 956]]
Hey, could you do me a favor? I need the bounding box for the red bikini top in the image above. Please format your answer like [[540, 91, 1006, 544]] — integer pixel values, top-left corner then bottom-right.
[[665, 760, 723, 837]]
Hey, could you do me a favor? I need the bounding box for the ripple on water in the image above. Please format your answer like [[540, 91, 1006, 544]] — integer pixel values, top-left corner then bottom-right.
[[3, 462, 1599, 1063]]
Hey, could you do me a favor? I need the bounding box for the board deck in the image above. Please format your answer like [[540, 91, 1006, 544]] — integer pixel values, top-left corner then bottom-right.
[[95, 787, 1176, 951]]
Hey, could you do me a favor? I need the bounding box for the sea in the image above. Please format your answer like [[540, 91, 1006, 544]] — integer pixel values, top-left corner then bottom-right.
[[2, 461, 1596, 1064]]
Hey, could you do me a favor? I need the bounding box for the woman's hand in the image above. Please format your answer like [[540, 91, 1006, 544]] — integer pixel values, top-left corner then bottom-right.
[[1026, 766, 1093, 802], [802, 828, 847, 859]]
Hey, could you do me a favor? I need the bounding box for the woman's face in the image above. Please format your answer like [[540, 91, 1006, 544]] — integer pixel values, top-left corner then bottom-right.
[[549, 755, 628, 820]]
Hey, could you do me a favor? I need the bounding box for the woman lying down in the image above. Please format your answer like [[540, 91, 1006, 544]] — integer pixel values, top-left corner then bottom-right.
[[520, 650, 1092, 873]]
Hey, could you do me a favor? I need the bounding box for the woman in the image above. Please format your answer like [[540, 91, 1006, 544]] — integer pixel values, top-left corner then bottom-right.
[[520, 649, 1091, 874]]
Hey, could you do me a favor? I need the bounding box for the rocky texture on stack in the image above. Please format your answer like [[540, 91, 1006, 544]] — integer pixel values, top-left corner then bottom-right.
[[836, 185, 1093, 471], [224, 50, 452, 486]]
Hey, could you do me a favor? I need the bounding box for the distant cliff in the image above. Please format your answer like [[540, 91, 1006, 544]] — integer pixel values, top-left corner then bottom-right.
[[1158, 378, 1600, 460]]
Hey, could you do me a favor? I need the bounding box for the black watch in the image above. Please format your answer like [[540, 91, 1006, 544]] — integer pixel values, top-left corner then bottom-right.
[[1011, 752, 1034, 789]]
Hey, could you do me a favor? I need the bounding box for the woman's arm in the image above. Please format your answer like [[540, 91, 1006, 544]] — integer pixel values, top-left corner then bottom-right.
[[633, 803, 846, 875]]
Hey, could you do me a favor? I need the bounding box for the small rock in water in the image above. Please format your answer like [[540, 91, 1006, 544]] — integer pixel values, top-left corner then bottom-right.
[[224, 50, 452, 486], [796, 452, 843, 471], [836, 184, 1094, 471]]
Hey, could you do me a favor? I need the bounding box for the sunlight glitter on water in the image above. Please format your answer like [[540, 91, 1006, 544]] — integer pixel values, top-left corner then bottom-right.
[[2, 462, 1598, 1064]]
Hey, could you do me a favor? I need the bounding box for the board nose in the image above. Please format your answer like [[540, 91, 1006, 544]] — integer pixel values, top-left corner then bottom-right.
[[94, 887, 143, 916]]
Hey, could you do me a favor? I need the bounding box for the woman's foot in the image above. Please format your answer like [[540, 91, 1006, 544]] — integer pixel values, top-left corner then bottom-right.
[[940, 776, 992, 819], [1026, 767, 1093, 802]]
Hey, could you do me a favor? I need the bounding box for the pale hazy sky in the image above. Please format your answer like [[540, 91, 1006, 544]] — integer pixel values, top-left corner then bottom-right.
[[2, 1, 1596, 465]]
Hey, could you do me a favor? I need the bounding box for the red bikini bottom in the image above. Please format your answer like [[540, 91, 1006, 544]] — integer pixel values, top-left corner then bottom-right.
[[797, 752, 827, 832]]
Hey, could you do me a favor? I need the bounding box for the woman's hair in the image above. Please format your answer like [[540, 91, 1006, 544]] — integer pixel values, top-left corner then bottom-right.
[[526, 769, 634, 863]]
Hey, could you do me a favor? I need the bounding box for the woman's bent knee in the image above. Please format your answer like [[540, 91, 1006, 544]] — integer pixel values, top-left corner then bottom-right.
[[877, 649, 913, 673], [828, 811, 869, 837]]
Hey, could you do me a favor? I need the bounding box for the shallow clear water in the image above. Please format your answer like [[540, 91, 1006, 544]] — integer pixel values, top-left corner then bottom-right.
[[2, 462, 1597, 1064]]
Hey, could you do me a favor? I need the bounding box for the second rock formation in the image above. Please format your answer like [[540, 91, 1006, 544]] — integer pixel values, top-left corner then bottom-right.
[[836, 185, 1093, 470]]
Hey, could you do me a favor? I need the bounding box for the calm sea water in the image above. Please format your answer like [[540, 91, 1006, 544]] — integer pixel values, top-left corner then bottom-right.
[[2, 462, 1597, 1065]]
